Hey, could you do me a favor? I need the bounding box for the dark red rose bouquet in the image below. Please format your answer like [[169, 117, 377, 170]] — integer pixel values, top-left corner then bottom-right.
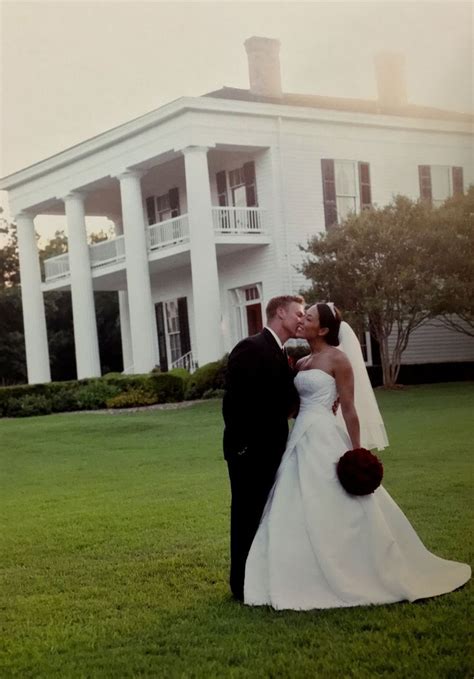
[[336, 448, 383, 496]]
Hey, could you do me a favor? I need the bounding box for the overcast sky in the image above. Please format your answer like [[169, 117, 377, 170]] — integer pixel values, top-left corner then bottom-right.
[[0, 0, 472, 240]]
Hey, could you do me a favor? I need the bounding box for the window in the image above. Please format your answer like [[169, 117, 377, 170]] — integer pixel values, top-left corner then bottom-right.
[[230, 283, 263, 340], [418, 165, 464, 206], [155, 297, 191, 371], [146, 188, 180, 226], [216, 161, 258, 209], [321, 159, 371, 229]]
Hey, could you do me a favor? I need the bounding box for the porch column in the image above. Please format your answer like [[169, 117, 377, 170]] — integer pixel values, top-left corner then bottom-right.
[[117, 171, 157, 373], [15, 212, 51, 384], [182, 146, 223, 366], [64, 192, 101, 379], [111, 217, 133, 373]]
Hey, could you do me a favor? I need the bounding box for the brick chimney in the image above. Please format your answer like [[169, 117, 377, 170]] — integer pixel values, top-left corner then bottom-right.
[[375, 52, 408, 108], [244, 36, 282, 99]]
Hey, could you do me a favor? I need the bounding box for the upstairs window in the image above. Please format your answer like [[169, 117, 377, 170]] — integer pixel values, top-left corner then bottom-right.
[[145, 187, 180, 226], [418, 165, 464, 206], [215, 161, 258, 209], [321, 159, 371, 229]]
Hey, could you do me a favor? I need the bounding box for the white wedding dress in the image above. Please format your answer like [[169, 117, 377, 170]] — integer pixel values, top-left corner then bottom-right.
[[244, 369, 471, 610]]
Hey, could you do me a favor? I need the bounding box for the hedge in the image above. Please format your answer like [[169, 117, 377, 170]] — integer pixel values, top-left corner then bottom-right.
[[0, 373, 184, 418]]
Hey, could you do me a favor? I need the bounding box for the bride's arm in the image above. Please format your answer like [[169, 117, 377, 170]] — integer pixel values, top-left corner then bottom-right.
[[334, 354, 361, 449]]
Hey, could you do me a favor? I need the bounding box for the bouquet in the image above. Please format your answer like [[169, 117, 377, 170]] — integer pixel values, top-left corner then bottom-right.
[[336, 448, 384, 496]]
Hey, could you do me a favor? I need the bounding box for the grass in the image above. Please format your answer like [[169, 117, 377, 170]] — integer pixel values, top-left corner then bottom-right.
[[0, 382, 472, 678]]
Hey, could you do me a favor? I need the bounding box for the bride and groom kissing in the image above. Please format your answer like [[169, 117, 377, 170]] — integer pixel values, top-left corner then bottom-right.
[[222, 295, 470, 610]]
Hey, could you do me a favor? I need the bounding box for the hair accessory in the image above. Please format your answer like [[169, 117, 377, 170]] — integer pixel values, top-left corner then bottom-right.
[[326, 302, 336, 318]]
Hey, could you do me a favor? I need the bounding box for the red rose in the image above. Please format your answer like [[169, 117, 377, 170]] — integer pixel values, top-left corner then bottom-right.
[[336, 448, 384, 496]]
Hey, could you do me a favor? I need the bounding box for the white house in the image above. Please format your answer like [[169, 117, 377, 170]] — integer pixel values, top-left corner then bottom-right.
[[1, 37, 473, 384]]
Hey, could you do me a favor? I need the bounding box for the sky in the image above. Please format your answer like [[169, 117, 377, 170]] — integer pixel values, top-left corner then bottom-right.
[[0, 0, 472, 242]]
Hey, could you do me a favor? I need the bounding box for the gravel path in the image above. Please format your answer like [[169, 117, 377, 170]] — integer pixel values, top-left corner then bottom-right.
[[62, 399, 210, 416]]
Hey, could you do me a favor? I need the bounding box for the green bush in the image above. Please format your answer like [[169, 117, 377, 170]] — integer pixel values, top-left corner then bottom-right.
[[74, 382, 121, 410], [184, 356, 228, 400], [105, 388, 157, 409], [168, 367, 190, 383], [5, 394, 53, 418], [49, 389, 80, 413]]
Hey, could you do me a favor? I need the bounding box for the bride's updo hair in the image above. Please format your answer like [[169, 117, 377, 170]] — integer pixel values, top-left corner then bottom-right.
[[316, 303, 342, 346]]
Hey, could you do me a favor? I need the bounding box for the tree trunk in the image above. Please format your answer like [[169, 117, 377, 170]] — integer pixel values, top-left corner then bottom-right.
[[378, 334, 397, 388]]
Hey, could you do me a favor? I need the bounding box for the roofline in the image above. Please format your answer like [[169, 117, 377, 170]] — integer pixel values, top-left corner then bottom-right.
[[1, 95, 472, 191]]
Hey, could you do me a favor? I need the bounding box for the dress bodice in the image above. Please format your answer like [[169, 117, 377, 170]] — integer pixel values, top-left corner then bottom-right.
[[295, 369, 337, 412]]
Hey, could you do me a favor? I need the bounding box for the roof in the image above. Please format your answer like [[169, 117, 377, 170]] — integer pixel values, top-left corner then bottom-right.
[[204, 87, 473, 123]]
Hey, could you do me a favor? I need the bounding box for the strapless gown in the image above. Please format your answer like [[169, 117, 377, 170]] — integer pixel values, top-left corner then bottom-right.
[[244, 369, 471, 610]]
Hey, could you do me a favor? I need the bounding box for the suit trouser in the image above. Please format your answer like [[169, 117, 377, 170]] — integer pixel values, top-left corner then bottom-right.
[[226, 452, 281, 600]]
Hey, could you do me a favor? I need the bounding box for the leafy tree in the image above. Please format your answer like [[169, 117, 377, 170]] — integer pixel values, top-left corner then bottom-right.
[[427, 186, 474, 337], [300, 196, 438, 387], [0, 209, 20, 288]]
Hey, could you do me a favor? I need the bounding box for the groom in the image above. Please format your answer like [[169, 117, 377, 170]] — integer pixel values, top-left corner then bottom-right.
[[222, 294, 305, 600]]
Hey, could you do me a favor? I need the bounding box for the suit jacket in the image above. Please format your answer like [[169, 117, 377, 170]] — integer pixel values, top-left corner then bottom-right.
[[222, 329, 298, 464]]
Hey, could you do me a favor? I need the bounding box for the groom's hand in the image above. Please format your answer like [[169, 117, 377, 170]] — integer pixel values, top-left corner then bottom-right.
[[332, 397, 340, 415]]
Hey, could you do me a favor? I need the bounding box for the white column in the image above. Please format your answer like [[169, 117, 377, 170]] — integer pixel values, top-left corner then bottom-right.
[[183, 146, 223, 366], [117, 171, 157, 373], [15, 212, 51, 384], [64, 192, 101, 379]]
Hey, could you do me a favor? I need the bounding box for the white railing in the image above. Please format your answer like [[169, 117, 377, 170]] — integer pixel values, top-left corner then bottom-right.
[[89, 235, 125, 268], [149, 214, 190, 251], [44, 253, 70, 280], [170, 351, 195, 373], [212, 207, 266, 234]]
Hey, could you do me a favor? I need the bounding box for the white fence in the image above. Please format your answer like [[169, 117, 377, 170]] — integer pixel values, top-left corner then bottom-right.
[[43, 253, 70, 280], [212, 206, 265, 234], [89, 236, 125, 268], [149, 214, 190, 251]]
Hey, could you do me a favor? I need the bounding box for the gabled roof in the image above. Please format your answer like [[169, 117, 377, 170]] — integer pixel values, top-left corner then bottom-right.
[[204, 87, 473, 123]]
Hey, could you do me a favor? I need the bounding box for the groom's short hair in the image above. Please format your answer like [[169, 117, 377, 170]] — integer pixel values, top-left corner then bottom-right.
[[266, 295, 305, 321]]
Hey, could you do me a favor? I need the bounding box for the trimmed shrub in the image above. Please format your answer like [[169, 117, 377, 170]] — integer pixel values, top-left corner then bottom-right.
[[168, 367, 190, 382], [147, 373, 184, 403], [184, 356, 228, 400], [74, 382, 121, 410], [105, 388, 157, 409], [5, 394, 53, 418]]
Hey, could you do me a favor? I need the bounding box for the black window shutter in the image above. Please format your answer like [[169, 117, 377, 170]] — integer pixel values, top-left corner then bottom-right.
[[154, 303, 168, 372], [146, 196, 156, 225], [216, 170, 228, 206], [243, 161, 258, 206], [168, 187, 180, 218], [177, 297, 191, 355], [358, 162, 372, 209], [418, 166, 432, 202], [452, 167, 464, 195], [321, 159, 338, 228]]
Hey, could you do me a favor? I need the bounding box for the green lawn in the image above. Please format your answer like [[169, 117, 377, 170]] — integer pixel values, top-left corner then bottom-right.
[[1, 383, 472, 678]]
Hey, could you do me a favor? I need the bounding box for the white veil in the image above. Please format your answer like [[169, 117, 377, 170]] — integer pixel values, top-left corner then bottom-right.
[[336, 321, 389, 451]]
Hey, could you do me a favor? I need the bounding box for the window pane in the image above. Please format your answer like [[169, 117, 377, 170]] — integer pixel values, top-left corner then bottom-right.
[[165, 300, 179, 333], [336, 196, 356, 221], [431, 166, 451, 203], [335, 161, 356, 196]]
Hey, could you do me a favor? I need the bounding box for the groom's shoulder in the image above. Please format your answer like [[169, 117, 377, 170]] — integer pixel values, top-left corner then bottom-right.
[[229, 332, 266, 358]]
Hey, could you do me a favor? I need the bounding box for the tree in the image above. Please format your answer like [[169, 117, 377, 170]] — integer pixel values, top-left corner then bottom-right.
[[300, 196, 438, 387], [0, 209, 20, 288], [427, 186, 474, 337]]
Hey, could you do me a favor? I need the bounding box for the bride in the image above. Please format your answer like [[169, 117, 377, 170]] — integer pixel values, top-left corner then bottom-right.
[[244, 303, 471, 610]]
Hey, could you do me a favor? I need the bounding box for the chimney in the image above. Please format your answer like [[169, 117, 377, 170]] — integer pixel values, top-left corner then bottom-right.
[[244, 36, 282, 98], [374, 52, 408, 108]]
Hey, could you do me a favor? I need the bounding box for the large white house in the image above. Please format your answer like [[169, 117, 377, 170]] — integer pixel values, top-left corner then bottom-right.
[[1, 37, 473, 384]]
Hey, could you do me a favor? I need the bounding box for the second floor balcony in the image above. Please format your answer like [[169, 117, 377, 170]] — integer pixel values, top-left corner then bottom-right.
[[43, 206, 270, 284]]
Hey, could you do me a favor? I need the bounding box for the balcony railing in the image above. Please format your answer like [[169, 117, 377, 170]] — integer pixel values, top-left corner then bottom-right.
[[43, 208, 267, 282], [149, 214, 189, 251], [212, 206, 266, 234], [44, 253, 70, 281]]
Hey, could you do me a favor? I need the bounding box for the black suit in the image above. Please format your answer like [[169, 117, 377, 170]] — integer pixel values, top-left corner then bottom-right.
[[222, 328, 298, 600]]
